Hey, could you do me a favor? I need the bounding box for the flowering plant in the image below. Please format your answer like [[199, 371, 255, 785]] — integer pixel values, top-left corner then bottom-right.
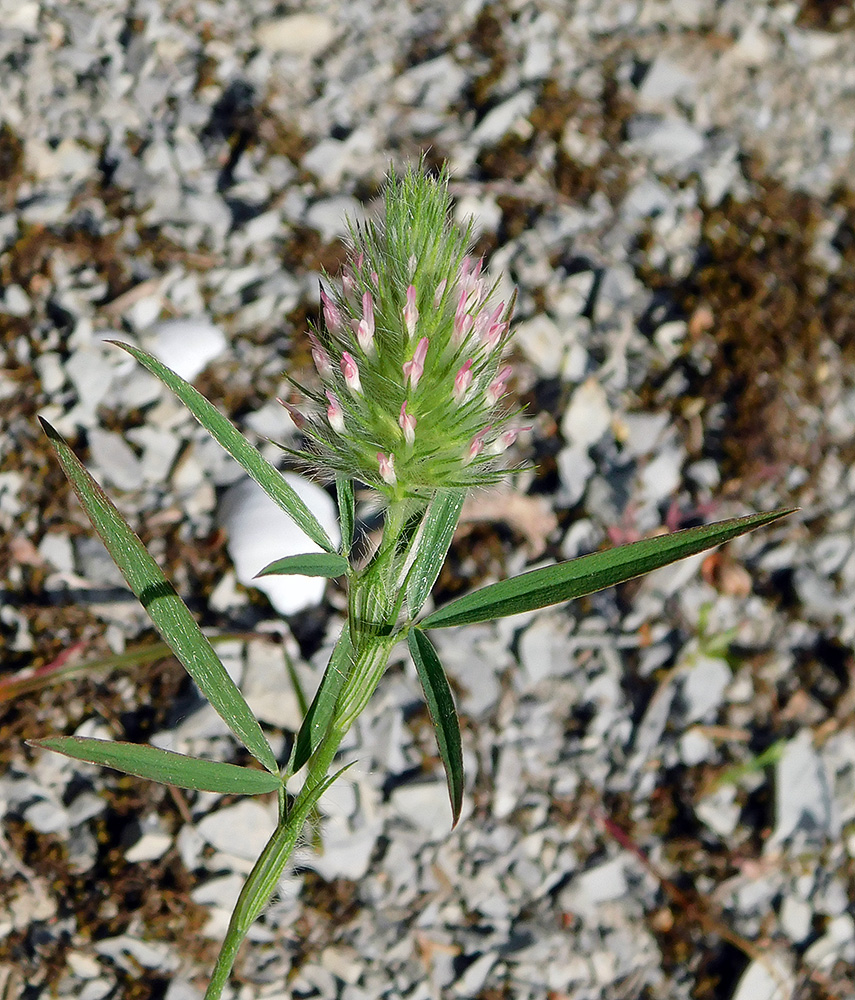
[[30, 165, 792, 998]]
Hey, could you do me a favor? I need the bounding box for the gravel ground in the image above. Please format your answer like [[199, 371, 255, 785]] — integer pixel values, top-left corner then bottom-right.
[[2, 2, 855, 999]]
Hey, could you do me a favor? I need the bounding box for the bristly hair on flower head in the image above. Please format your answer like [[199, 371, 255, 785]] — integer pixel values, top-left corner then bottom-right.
[[282, 162, 524, 502]]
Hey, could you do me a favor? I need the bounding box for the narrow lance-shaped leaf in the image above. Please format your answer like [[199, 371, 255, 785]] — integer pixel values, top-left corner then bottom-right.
[[28, 737, 282, 795], [407, 629, 464, 826], [40, 418, 279, 775], [405, 488, 466, 617], [256, 552, 349, 579], [110, 342, 336, 553], [422, 508, 796, 629], [336, 475, 355, 557]]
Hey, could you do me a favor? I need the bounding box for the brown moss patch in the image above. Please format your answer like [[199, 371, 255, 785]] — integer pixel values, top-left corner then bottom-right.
[[463, 5, 509, 113], [1, 222, 127, 301], [636, 165, 855, 489], [535, 73, 633, 205], [279, 225, 348, 277], [795, 0, 855, 31], [0, 122, 25, 210]]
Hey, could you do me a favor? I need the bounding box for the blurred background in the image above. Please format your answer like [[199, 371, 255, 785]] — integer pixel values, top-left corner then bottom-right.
[[1, 2, 854, 998]]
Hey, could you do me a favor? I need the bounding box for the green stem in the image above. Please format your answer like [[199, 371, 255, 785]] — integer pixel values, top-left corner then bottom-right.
[[204, 752, 348, 999], [204, 499, 422, 999]]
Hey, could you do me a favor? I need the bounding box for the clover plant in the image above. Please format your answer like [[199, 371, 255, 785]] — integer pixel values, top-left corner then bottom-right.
[[30, 164, 793, 998]]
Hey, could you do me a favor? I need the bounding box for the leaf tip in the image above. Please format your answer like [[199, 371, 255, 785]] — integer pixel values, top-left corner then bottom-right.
[[37, 414, 58, 438], [104, 338, 135, 351]]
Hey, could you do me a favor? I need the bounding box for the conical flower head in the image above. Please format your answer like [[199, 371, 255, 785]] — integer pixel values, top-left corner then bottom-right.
[[290, 164, 522, 500]]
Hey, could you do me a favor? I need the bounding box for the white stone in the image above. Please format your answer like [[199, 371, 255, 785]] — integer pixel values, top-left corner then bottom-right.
[[513, 314, 565, 377], [93, 935, 178, 972], [394, 55, 467, 111], [562, 856, 628, 918], [637, 56, 698, 105], [731, 954, 793, 1000], [77, 980, 113, 1000], [242, 210, 281, 245], [66, 951, 102, 979], [65, 344, 121, 415], [679, 727, 714, 766], [779, 896, 812, 943], [728, 23, 774, 66], [643, 551, 705, 598], [87, 428, 144, 492], [701, 145, 740, 205], [628, 114, 705, 168], [20, 194, 69, 225], [207, 570, 245, 613], [24, 798, 68, 835], [560, 517, 599, 560], [196, 799, 276, 862], [34, 351, 66, 393], [772, 730, 838, 843], [471, 91, 536, 146], [548, 271, 595, 321], [804, 913, 855, 968], [243, 399, 300, 441], [125, 830, 172, 863], [305, 196, 364, 242], [430, 628, 504, 715], [561, 377, 611, 449], [253, 14, 336, 56], [0, 284, 31, 316], [176, 825, 206, 871], [519, 615, 572, 684], [556, 444, 595, 506], [126, 294, 164, 331], [125, 425, 182, 484], [144, 318, 227, 382], [654, 320, 688, 362], [696, 785, 740, 837], [301, 136, 370, 188], [453, 193, 502, 237], [218, 474, 340, 616], [111, 367, 163, 412], [561, 330, 591, 383], [620, 177, 674, 221], [453, 952, 496, 995], [5, 0, 38, 30], [619, 411, 670, 458], [38, 532, 75, 573], [163, 981, 204, 1000], [25, 138, 96, 181], [595, 264, 641, 314], [191, 873, 245, 911], [680, 653, 730, 724], [303, 815, 380, 881], [67, 791, 106, 826], [241, 641, 304, 730], [391, 781, 452, 839]]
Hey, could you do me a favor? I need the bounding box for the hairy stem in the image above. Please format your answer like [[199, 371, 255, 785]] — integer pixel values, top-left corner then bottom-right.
[[204, 501, 415, 999]]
